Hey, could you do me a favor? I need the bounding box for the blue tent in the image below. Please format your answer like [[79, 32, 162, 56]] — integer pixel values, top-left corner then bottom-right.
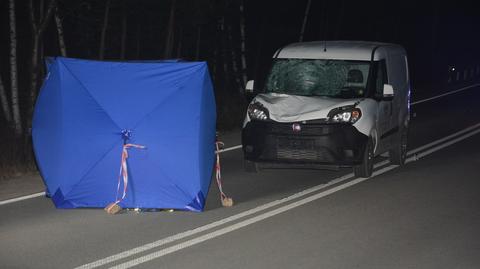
[[33, 57, 216, 212]]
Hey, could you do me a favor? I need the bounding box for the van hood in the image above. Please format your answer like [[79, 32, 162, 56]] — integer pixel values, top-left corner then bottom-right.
[[252, 93, 363, 122]]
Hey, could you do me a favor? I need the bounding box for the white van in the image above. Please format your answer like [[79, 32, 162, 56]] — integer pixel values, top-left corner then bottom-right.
[[242, 41, 411, 177]]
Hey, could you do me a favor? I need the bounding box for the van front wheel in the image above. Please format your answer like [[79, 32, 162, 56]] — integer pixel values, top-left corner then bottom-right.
[[389, 127, 408, 166], [354, 138, 374, 178]]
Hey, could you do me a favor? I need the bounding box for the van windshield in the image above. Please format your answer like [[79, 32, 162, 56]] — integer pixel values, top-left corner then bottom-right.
[[264, 59, 371, 98]]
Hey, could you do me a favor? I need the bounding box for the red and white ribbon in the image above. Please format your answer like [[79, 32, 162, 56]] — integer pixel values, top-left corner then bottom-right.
[[111, 143, 146, 207], [215, 141, 228, 200]]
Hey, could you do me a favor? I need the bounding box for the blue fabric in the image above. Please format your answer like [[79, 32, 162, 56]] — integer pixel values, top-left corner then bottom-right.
[[33, 57, 216, 211]]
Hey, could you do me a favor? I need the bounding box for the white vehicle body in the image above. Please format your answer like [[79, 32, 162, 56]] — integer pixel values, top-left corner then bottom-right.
[[242, 41, 411, 176]]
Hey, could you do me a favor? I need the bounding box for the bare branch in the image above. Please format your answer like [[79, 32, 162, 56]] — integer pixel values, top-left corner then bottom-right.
[[28, 0, 38, 34], [299, 0, 312, 42], [9, 0, 22, 135], [99, 0, 112, 60], [55, 7, 67, 57], [38, 0, 57, 37], [0, 74, 12, 123]]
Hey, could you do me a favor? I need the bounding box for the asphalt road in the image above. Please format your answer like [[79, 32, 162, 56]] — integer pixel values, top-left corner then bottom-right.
[[1, 84, 480, 269]]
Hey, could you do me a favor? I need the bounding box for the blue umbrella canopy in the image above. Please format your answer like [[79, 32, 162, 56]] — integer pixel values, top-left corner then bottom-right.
[[33, 57, 216, 211]]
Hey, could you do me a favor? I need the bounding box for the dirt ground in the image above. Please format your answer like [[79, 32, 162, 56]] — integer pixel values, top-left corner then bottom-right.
[[0, 172, 45, 201]]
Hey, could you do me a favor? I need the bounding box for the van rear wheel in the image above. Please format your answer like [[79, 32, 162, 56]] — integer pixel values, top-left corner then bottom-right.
[[354, 138, 374, 178], [389, 127, 408, 166]]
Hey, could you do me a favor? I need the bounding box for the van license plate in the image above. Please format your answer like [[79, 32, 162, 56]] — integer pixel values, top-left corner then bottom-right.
[[277, 138, 314, 149]]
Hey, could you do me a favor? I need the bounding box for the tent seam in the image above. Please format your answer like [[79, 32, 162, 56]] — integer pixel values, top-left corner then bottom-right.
[[59, 60, 123, 130], [131, 63, 205, 130], [56, 59, 123, 199]]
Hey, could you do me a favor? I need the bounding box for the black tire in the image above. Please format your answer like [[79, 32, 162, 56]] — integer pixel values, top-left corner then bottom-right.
[[244, 160, 259, 173], [354, 138, 374, 178], [389, 127, 408, 166]]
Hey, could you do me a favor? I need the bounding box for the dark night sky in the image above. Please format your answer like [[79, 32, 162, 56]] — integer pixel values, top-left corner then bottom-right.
[[246, 0, 480, 87]]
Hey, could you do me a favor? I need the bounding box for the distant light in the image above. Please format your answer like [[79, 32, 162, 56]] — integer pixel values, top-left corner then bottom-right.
[[450, 66, 456, 72]]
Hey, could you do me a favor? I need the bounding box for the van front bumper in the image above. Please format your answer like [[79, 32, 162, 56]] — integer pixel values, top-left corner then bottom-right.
[[242, 120, 369, 168]]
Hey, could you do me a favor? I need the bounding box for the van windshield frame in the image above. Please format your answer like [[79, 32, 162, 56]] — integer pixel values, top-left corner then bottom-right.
[[263, 59, 373, 99]]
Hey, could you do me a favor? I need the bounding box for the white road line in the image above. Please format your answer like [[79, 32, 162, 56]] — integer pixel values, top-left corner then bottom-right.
[[2, 83, 478, 206], [215, 145, 242, 154], [77, 122, 480, 269], [411, 83, 480, 105], [408, 122, 480, 155], [109, 124, 480, 269], [412, 127, 480, 161], [0, 192, 46, 206], [110, 170, 392, 269], [75, 174, 355, 269]]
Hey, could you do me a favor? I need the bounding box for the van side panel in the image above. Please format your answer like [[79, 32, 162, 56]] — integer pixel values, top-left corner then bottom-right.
[[387, 52, 409, 127]]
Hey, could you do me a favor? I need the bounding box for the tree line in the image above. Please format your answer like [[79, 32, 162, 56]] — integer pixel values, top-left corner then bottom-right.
[[0, 0, 255, 176], [1, 0, 475, 177]]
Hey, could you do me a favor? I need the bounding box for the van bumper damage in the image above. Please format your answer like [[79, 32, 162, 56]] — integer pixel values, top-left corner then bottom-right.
[[242, 120, 368, 169]]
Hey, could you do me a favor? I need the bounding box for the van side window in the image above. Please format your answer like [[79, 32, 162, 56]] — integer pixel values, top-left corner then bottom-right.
[[374, 60, 388, 97]]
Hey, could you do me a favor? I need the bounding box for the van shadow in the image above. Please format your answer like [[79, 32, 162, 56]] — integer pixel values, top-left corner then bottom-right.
[[203, 150, 352, 211]]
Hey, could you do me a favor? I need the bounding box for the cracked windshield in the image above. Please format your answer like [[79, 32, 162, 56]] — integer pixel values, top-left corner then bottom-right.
[[265, 59, 371, 98]]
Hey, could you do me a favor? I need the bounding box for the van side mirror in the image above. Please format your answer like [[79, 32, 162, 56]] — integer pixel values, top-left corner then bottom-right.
[[383, 84, 394, 101], [245, 80, 256, 102], [245, 80, 254, 94]]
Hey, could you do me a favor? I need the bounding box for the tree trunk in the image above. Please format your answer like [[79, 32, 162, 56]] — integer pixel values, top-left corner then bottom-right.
[[220, 16, 230, 113], [55, 7, 67, 57], [39, 0, 45, 80], [228, 25, 242, 93], [28, 0, 57, 132], [30, 35, 40, 117], [9, 0, 22, 136], [239, 0, 247, 87], [221, 17, 228, 80], [99, 0, 111, 60], [0, 75, 12, 123], [164, 0, 176, 59], [252, 15, 267, 82], [212, 21, 220, 83], [120, 0, 127, 60], [299, 0, 312, 42]]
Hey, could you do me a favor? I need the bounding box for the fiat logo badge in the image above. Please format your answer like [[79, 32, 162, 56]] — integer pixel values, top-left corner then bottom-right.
[[292, 123, 301, 132]]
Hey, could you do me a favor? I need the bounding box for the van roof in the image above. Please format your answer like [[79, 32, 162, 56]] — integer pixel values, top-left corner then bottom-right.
[[275, 41, 405, 61]]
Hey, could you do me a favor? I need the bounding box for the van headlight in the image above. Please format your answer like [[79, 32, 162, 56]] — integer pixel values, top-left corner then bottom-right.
[[248, 102, 269, 121], [328, 106, 361, 123]]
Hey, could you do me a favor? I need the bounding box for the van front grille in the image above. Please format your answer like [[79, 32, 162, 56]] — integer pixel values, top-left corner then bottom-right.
[[275, 137, 335, 162], [269, 122, 332, 136], [277, 148, 318, 160]]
